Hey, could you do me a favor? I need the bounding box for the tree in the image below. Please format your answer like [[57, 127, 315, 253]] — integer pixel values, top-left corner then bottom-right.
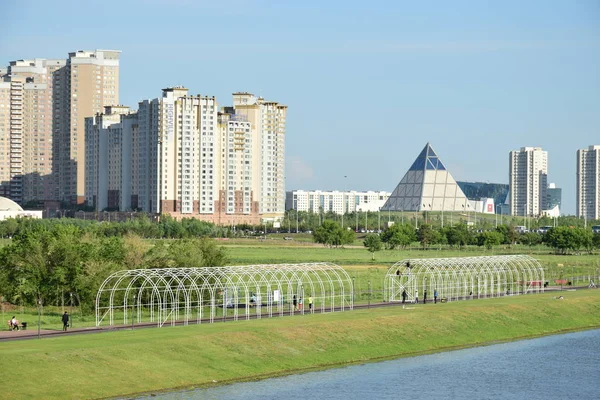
[[381, 223, 416, 249], [477, 231, 503, 250], [313, 220, 354, 248], [496, 225, 518, 246], [544, 226, 592, 254], [363, 233, 382, 260], [417, 224, 436, 249], [519, 231, 542, 248], [593, 233, 600, 251], [443, 225, 472, 249]]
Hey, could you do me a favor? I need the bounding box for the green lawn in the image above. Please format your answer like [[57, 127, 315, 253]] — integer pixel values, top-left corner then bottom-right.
[[2, 290, 599, 399]]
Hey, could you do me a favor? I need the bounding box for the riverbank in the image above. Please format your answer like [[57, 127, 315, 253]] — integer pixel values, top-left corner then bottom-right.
[[2, 290, 599, 399]]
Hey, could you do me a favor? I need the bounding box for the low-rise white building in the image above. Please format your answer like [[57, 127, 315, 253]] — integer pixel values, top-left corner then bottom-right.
[[286, 190, 391, 214]]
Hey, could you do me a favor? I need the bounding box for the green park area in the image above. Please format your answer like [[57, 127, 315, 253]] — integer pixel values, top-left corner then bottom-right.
[[1, 290, 599, 399], [1, 217, 600, 398]]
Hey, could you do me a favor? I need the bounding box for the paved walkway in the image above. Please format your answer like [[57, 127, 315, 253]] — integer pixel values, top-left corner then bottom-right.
[[0, 325, 104, 341]]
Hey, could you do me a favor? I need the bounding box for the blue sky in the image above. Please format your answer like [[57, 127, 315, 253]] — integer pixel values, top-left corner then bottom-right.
[[1, 0, 599, 214]]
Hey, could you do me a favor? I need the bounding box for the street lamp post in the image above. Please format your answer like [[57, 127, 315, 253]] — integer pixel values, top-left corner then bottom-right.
[[352, 276, 355, 308], [70, 293, 73, 328], [37, 299, 42, 340], [414, 204, 418, 229], [301, 284, 304, 315], [342, 176, 347, 229], [495, 205, 500, 228], [441, 206, 444, 229]]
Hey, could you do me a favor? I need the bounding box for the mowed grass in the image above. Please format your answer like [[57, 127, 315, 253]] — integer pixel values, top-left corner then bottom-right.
[[2, 290, 599, 400], [222, 240, 600, 268]]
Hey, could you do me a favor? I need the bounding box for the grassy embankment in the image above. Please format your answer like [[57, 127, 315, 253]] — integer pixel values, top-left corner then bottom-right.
[[4, 243, 598, 330], [1, 290, 599, 399]]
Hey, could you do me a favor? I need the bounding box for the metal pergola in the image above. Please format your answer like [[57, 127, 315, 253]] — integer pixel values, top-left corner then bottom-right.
[[385, 255, 544, 303], [96, 263, 353, 327]]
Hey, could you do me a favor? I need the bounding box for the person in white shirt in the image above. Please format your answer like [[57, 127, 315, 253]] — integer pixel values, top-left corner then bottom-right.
[[10, 316, 19, 331]]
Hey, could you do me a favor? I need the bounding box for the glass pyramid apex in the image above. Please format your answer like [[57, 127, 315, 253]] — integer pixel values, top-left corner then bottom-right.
[[408, 143, 446, 171]]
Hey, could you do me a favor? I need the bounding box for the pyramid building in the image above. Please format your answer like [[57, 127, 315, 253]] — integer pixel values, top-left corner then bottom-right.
[[381, 143, 473, 212]]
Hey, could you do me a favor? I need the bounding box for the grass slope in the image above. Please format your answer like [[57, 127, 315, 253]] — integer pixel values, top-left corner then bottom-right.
[[2, 290, 600, 399]]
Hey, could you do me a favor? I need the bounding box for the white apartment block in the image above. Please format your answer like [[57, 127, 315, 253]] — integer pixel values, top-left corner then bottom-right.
[[286, 190, 391, 214], [218, 112, 254, 218], [576, 145, 600, 221], [85, 89, 286, 225], [509, 147, 548, 216], [85, 105, 132, 211]]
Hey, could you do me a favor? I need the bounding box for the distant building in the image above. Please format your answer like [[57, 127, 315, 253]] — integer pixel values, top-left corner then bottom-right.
[[0, 49, 120, 205], [576, 145, 600, 221], [456, 181, 509, 213], [85, 89, 287, 225], [0, 196, 42, 221], [286, 190, 390, 214], [509, 147, 548, 216], [381, 143, 475, 213], [546, 183, 562, 215]]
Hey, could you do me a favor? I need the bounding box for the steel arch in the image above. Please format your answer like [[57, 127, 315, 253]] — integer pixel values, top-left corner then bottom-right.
[[384, 255, 544, 303], [96, 263, 353, 327]]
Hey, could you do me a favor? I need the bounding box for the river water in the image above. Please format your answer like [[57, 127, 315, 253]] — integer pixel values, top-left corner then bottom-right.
[[137, 329, 599, 400]]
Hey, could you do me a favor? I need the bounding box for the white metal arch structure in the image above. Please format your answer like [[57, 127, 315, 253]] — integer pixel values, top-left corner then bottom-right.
[[96, 263, 353, 327], [385, 255, 544, 303]]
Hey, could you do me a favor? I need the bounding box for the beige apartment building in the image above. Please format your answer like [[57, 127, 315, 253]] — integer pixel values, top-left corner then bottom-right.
[[231, 93, 287, 221], [85, 89, 287, 225], [60, 50, 120, 204], [0, 59, 63, 203], [0, 50, 119, 205]]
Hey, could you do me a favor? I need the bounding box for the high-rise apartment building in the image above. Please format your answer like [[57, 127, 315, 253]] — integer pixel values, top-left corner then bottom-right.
[[0, 58, 65, 203], [84, 89, 286, 224], [576, 145, 600, 221], [59, 50, 120, 204], [232, 93, 287, 221], [1, 50, 119, 205], [84, 105, 133, 211], [509, 147, 548, 216]]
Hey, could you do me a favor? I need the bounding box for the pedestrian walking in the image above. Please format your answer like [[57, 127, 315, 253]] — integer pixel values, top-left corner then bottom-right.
[[62, 311, 69, 331], [293, 295, 297, 311], [423, 289, 427, 304], [9, 316, 19, 331], [308, 296, 313, 311], [298, 297, 303, 311], [434, 289, 438, 304], [415, 289, 419, 304], [401, 289, 407, 304]]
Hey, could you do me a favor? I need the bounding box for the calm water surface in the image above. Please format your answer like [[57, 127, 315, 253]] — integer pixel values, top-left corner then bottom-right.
[[137, 329, 599, 400]]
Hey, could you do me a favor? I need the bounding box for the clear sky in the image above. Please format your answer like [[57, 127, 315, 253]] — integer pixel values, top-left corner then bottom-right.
[[1, 0, 599, 214]]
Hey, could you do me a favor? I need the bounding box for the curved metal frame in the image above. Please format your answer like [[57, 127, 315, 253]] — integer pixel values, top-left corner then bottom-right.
[[96, 263, 353, 327], [384, 255, 544, 303]]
